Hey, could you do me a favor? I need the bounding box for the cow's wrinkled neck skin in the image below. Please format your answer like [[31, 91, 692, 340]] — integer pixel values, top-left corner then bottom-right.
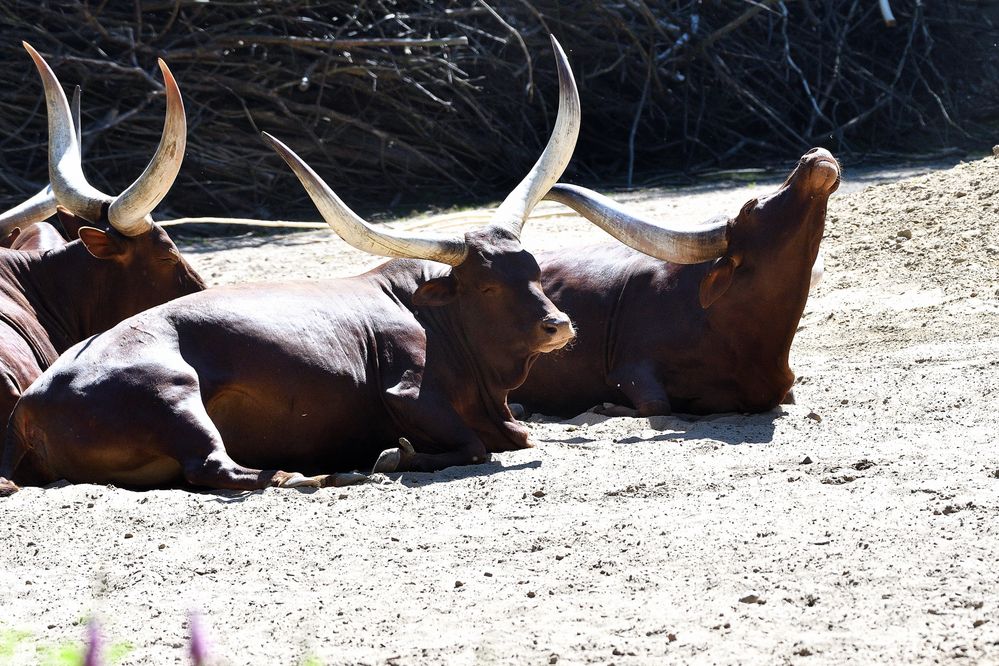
[[711, 161, 834, 372], [0, 241, 109, 355], [0, 221, 207, 356], [419, 301, 534, 451]]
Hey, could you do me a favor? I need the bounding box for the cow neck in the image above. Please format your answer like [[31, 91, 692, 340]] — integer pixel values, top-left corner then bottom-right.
[[721, 207, 824, 367], [416, 297, 527, 448], [0, 250, 60, 367], [13, 241, 109, 354]]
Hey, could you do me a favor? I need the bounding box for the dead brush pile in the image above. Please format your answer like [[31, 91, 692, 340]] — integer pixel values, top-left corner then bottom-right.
[[0, 1, 991, 220]]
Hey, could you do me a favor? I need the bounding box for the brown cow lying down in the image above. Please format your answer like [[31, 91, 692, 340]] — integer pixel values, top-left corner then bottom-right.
[[0, 37, 581, 494], [0, 44, 204, 470], [511, 148, 840, 417]]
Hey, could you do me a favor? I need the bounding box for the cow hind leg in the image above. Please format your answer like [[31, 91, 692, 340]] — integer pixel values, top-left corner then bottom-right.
[[46, 366, 335, 492], [166, 392, 332, 491]]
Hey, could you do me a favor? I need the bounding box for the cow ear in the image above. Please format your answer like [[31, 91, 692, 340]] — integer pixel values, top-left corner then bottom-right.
[[413, 276, 457, 307], [699, 257, 737, 309], [78, 226, 126, 260], [56, 206, 87, 240], [0, 228, 21, 249]]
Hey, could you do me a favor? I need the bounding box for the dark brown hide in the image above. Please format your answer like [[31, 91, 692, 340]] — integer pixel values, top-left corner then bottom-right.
[[512, 148, 839, 416], [2, 225, 572, 490], [0, 212, 204, 484]]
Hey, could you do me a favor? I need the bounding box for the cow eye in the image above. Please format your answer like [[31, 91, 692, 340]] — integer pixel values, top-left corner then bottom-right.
[[159, 249, 181, 264]]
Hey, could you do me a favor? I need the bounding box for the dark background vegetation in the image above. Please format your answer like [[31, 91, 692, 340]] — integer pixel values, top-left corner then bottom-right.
[[0, 1, 996, 220]]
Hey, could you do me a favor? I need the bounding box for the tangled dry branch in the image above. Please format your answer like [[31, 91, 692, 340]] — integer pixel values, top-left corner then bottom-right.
[[0, 1, 991, 220]]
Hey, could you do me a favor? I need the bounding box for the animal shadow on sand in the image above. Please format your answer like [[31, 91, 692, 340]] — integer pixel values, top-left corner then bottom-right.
[[532, 408, 784, 447], [206, 459, 542, 502], [392, 459, 542, 489]]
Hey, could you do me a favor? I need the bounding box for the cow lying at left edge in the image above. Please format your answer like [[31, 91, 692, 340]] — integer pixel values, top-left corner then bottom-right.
[[0, 36, 581, 494], [0, 45, 204, 495]]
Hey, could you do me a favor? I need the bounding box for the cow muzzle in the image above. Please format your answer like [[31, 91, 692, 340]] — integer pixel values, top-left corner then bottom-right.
[[538, 312, 575, 352], [802, 148, 840, 194]]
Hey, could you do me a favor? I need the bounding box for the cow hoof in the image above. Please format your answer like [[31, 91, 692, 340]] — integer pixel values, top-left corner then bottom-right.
[[398, 437, 416, 455], [373, 448, 402, 474], [322, 472, 369, 487], [508, 402, 527, 420], [272, 471, 323, 489], [0, 477, 20, 497]]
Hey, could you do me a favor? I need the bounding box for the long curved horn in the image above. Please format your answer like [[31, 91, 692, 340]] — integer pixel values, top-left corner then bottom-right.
[[544, 184, 730, 264], [491, 35, 580, 237], [0, 86, 83, 235], [24, 42, 110, 225], [263, 133, 468, 266], [107, 59, 185, 236], [0, 187, 56, 233], [71, 85, 81, 146]]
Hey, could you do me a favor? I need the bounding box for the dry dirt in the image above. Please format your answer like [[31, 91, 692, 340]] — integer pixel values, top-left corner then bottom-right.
[[2, 157, 998, 664]]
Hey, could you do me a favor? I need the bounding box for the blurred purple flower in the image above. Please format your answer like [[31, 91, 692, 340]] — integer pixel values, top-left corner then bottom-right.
[[83, 618, 104, 666], [189, 611, 212, 665]]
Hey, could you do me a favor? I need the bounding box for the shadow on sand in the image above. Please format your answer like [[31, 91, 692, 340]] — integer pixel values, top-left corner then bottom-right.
[[529, 408, 784, 447], [205, 458, 542, 502]]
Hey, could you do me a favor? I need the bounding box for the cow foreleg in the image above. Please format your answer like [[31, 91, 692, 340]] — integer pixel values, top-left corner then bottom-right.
[[373, 436, 490, 474], [600, 362, 672, 417]]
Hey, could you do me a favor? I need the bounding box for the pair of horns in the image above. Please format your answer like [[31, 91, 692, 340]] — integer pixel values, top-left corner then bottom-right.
[[543, 184, 730, 264], [265, 35, 581, 267], [20, 42, 186, 236]]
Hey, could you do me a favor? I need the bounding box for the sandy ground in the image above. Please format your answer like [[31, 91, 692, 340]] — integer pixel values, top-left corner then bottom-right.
[[2, 156, 998, 664]]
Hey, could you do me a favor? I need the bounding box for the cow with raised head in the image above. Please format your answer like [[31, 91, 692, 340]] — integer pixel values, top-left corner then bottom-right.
[[0, 44, 205, 470], [0, 37, 580, 493], [511, 147, 839, 417]]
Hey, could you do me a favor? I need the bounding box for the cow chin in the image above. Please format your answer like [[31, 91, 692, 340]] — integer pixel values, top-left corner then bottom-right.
[[537, 336, 572, 354]]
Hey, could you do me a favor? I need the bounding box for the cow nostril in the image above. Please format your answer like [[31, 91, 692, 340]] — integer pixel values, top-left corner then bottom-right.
[[541, 314, 571, 337]]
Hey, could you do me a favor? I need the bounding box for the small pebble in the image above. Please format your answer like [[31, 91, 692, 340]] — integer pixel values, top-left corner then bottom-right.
[[739, 594, 765, 604], [527, 591, 536, 598], [897, 229, 912, 240], [454, 581, 464, 589], [799, 456, 813, 465]]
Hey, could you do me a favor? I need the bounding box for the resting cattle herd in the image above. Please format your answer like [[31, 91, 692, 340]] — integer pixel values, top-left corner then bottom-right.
[[0, 44, 204, 476], [511, 147, 840, 417], [0, 37, 581, 493]]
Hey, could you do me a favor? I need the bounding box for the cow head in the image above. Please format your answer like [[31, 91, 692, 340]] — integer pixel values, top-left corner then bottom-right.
[[697, 147, 839, 308], [21, 43, 205, 331], [265, 35, 579, 389], [543, 147, 840, 309], [411, 224, 574, 385]]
